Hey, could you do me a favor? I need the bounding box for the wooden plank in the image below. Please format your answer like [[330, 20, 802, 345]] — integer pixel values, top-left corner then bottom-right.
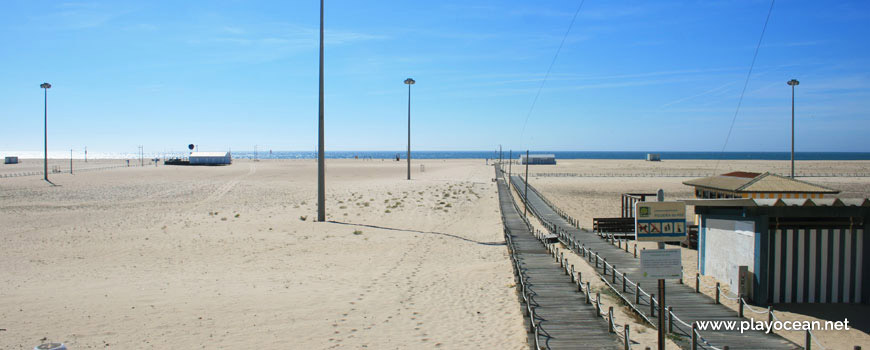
[[497, 171, 622, 350]]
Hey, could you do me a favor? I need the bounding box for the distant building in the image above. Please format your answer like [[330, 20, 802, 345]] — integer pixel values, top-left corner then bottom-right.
[[189, 151, 232, 165], [687, 197, 868, 305], [519, 154, 556, 165], [683, 171, 839, 199], [4, 156, 19, 164], [646, 153, 661, 161]]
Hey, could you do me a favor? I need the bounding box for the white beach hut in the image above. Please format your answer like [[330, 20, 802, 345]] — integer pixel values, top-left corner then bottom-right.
[[519, 154, 556, 165], [189, 151, 232, 165]]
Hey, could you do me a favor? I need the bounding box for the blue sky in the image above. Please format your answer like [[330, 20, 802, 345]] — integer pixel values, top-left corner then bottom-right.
[[1, 0, 868, 154]]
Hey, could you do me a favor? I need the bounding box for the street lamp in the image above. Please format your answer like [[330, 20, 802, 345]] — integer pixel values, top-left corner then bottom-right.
[[317, 0, 326, 222], [40, 82, 51, 182], [404, 78, 415, 180], [787, 79, 799, 178]]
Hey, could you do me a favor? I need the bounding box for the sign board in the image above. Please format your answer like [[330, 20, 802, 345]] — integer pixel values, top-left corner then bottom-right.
[[635, 201, 687, 242], [640, 249, 682, 279]]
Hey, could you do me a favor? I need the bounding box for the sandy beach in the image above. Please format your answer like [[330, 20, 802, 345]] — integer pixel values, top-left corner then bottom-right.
[[2, 157, 868, 349], [0, 159, 526, 349]]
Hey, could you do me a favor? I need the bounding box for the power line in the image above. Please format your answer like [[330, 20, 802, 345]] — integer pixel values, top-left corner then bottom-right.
[[518, 0, 585, 144], [712, 0, 775, 176]]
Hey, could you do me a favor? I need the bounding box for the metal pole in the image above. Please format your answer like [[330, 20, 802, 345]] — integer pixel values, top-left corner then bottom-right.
[[508, 150, 512, 189], [407, 82, 411, 180], [317, 0, 326, 222], [791, 83, 795, 178], [524, 150, 529, 216], [44, 87, 48, 182]]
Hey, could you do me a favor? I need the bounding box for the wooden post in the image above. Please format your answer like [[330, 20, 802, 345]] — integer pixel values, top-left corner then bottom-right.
[[768, 306, 773, 323], [608, 306, 614, 332], [603, 258, 608, 275], [635, 284, 641, 304], [696, 273, 700, 293], [658, 280, 665, 350], [612, 267, 617, 283], [805, 330, 811, 350], [596, 293, 601, 315], [633, 244, 637, 258], [715, 282, 720, 304], [668, 306, 673, 333], [624, 324, 630, 350], [738, 296, 744, 318], [649, 293, 655, 317], [622, 273, 627, 293], [586, 282, 591, 304], [570, 265, 575, 282], [691, 322, 698, 350]]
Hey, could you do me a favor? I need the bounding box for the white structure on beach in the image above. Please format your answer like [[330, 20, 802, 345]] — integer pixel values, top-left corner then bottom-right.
[[4, 156, 19, 164], [646, 153, 661, 161], [189, 151, 232, 165], [520, 154, 556, 165]]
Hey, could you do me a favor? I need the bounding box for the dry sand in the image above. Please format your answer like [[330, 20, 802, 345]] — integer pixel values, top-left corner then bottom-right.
[[522, 158, 870, 349], [0, 159, 527, 349]]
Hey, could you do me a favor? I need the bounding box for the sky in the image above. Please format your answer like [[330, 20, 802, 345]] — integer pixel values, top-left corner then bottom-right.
[[1, 0, 869, 155]]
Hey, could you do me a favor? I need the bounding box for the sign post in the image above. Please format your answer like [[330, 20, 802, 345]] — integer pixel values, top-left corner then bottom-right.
[[634, 201, 687, 243], [641, 248, 682, 350], [636, 199, 686, 350]]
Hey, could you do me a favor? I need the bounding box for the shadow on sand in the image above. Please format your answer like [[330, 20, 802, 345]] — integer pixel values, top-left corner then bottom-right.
[[327, 221, 505, 246]]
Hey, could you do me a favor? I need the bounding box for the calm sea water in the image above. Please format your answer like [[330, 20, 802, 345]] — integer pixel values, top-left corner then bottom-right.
[[231, 151, 870, 161]]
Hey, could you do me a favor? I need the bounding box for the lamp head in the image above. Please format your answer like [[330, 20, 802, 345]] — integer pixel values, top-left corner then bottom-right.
[[787, 79, 799, 86], [40, 82, 51, 89], [404, 78, 415, 85]]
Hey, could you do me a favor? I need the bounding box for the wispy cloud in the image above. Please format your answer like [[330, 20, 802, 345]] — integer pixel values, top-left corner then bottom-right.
[[32, 2, 135, 30], [187, 21, 387, 64], [760, 40, 826, 48], [660, 83, 736, 108]]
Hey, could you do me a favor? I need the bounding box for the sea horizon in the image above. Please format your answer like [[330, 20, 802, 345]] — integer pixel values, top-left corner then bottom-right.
[[5, 150, 870, 161]]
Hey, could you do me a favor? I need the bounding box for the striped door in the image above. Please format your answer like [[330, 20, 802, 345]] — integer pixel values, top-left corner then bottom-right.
[[770, 228, 864, 303]]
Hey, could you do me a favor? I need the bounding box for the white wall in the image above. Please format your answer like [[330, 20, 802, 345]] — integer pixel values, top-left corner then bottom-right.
[[705, 219, 755, 295]]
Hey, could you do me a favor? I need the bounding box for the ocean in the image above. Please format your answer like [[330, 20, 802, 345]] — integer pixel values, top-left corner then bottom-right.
[[4, 150, 869, 161], [229, 151, 870, 161]]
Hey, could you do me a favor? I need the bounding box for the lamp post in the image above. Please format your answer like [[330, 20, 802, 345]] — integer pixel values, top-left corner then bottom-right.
[[404, 78, 415, 180], [40, 82, 51, 182], [317, 0, 326, 222], [787, 79, 799, 178]]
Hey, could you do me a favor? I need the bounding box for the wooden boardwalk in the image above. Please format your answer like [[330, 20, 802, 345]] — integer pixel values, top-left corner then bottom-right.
[[497, 171, 622, 350], [510, 175, 801, 350]]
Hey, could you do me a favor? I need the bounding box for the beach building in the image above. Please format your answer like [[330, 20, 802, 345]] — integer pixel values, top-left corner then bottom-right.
[[189, 151, 232, 165], [519, 154, 556, 165], [4, 156, 19, 164], [687, 198, 868, 305], [683, 171, 839, 199], [646, 153, 661, 161]]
